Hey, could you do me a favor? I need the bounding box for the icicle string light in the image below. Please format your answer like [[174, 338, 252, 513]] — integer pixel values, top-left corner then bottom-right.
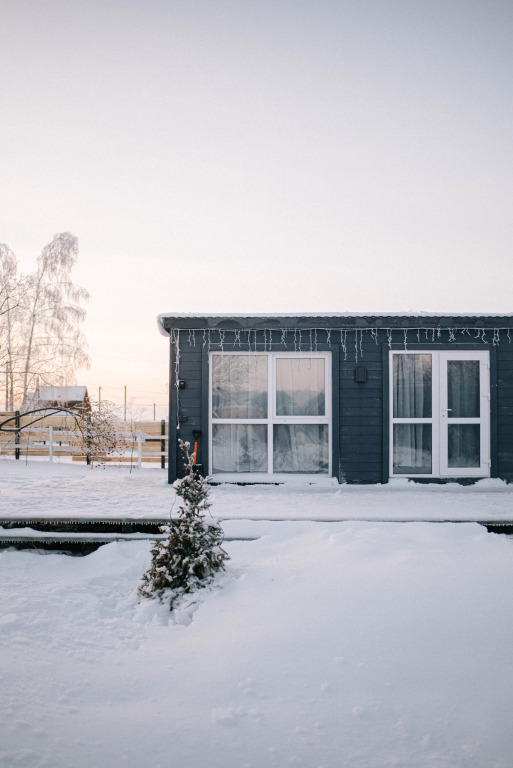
[[341, 330, 347, 361], [172, 329, 180, 430], [171, 325, 513, 360]]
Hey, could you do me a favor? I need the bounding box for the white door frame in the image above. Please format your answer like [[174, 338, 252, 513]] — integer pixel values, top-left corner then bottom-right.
[[438, 351, 490, 476], [390, 350, 490, 478]]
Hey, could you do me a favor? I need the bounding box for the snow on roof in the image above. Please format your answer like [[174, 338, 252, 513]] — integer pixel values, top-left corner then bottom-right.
[[37, 386, 88, 403], [157, 311, 513, 335]]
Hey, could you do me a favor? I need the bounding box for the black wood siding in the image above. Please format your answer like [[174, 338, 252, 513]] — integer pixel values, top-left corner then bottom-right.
[[163, 317, 513, 484]]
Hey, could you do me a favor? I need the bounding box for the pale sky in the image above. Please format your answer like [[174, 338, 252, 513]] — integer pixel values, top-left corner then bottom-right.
[[1, 0, 512, 414]]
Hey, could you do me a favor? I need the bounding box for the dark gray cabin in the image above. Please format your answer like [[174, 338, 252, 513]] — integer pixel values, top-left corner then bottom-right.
[[158, 313, 513, 485]]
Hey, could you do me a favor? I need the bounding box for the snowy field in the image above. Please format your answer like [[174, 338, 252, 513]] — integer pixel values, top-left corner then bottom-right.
[[2, 461, 513, 767]]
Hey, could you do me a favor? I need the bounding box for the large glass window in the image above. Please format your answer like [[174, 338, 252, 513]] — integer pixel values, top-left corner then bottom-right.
[[210, 352, 331, 476]]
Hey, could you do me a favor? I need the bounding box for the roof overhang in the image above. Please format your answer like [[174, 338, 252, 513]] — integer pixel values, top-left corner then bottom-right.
[[157, 312, 513, 335]]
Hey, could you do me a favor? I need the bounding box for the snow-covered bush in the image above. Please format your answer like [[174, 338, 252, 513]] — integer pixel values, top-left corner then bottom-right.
[[71, 400, 129, 466], [138, 440, 229, 610]]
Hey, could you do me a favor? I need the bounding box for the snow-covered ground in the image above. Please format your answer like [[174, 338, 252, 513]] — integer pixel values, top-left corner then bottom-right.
[[2, 460, 513, 767], [2, 459, 513, 526]]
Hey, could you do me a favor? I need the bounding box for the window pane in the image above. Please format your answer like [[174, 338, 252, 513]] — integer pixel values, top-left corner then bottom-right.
[[393, 355, 432, 418], [212, 424, 267, 473], [273, 424, 329, 474], [393, 424, 432, 474], [448, 425, 480, 468], [212, 355, 267, 418], [276, 358, 325, 416], [448, 361, 480, 418]]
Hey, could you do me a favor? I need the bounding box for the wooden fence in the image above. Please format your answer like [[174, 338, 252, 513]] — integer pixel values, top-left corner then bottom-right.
[[0, 412, 169, 467]]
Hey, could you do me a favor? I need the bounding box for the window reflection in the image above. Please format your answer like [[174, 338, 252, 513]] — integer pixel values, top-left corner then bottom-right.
[[393, 424, 432, 474], [212, 355, 267, 419], [276, 358, 325, 416]]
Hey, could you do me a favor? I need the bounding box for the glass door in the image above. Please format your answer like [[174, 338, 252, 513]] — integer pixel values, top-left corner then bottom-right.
[[439, 352, 490, 477], [391, 353, 434, 475], [390, 351, 490, 478]]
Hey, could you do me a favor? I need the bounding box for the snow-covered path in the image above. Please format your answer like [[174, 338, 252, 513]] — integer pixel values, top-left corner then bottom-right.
[[2, 460, 513, 523], [1, 522, 513, 768]]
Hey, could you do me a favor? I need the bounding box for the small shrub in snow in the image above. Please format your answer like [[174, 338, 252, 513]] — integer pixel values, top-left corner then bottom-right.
[[138, 440, 229, 610]]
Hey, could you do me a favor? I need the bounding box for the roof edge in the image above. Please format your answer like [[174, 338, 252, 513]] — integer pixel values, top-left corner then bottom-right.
[[158, 312, 513, 334]]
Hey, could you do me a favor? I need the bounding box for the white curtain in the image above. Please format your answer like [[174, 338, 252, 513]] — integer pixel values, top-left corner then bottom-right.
[[393, 354, 431, 418], [276, 358, 325, 416], [393, 355, 432, 473], [393, 424, 432, 474], [273, 424, 328, 474], [212, 424, 267, 473]]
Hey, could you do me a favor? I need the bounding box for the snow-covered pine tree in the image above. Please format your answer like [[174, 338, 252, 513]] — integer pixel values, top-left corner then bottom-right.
[[138, 440, 229, 610]]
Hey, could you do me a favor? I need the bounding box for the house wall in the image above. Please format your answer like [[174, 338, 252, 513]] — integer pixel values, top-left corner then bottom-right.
[[497, 338, 513, 480], [164, 317, 513, 484]]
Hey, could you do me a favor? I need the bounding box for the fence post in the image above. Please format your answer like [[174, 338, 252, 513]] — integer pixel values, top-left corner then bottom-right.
[[160, 419, 166, 469], [15, 410, 20, 460], [49, 426, 54, 462], [137, 431, 142, 469]]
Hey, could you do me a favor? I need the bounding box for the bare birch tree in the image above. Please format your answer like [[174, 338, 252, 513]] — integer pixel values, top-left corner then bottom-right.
[[0, 245, 27, 409], [0, 233, 90, 409]]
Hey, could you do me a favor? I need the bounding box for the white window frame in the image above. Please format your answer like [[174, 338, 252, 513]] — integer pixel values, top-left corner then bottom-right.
[[209, 351, 332, 480], [389, 350, 490, 479]]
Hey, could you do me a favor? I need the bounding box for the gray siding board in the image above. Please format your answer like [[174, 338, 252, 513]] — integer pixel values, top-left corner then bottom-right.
[[163, 318, 513, 484]]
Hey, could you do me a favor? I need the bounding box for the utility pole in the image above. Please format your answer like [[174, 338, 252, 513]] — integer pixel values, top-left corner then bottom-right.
[[124, 386, 127, 421], [98, 386, 101, 412]]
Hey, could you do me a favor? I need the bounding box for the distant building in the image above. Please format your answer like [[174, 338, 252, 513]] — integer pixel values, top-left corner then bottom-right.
[[23, 385, 90, 412]]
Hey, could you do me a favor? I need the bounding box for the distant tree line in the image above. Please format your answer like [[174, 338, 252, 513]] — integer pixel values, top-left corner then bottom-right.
[[0, 233, 89, 410]]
